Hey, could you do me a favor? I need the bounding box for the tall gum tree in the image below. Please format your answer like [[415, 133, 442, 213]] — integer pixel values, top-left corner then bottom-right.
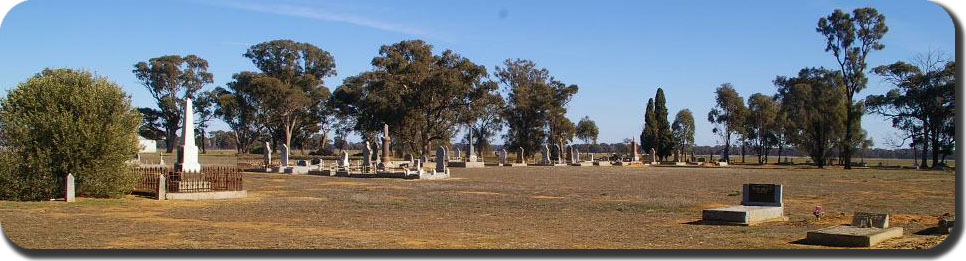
[[243, 40, 336, 151], [133, 55, 213, 153], [330, 40, 497, 156], [497, 59, 578, 159], [817, 7, 888, 169]]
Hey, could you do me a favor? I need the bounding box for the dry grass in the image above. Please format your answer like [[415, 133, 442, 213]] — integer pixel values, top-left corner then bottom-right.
[[0, 165, 954, 249]]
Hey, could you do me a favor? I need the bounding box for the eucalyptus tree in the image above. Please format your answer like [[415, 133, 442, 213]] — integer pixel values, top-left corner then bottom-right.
[[242, 40, 336, 151], [707, 83, 746, 162], [671, 109, 695, 160], [497, 59, 578, 158], [212, 72, 269, 153], [817, 7, 888, 169], [575, 116, 600, 146], [746, 93, 779, 164], [330, 40, 497, 156], [868, 53, 955, 168], [133, 55, 213, 152], [775, 68, 847, 168]]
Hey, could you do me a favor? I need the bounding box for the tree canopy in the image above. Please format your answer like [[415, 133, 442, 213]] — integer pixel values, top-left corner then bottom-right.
[[133, 55, 213, 152], [817, 7, 888, 169], [671, 109, 695, 158], [707, 83, 746, 162], [497, 59, 578, 158], [242, 40, 336, 151], [775, 68, 847, 168], [330, 40, 498, 155]]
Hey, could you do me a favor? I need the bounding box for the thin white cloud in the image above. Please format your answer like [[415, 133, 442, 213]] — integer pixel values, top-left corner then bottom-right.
[[204, 0, 430, 37]]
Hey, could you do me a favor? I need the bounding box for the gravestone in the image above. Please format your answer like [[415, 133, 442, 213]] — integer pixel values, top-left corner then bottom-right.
[[380, 124, 392, 163], [435, 146, 447, 172], [631, 138, 639, 162], [467, 128, 477, 162], [851, 213, 890, 228], [565, 146, 573, 164], [517, 147, 525, 164], [650, 148, 657, 163], [362, 141, 372, 168], [374, 141, 381, 163], [65, 173, 75, 202], [542, 144, 551, 164], [554, 144, 563, 163], [573, 147, 580, 163], [280, 144, 290, 167], [742, 184, 783, 207], [176, 98, 201, 172], [413, 158, 423, 170], [339, 151, 349, 168], [454, 148, 462, 161], [263, 141, 272, 166], [702, 183, 786, 225], [157, 174, 166, 200], [419, 155, 428, 164], [807, 212, 902, 247], [499, 149, 508, 164]]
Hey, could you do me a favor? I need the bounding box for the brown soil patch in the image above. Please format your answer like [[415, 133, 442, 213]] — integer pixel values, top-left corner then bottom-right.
[[1, 166, 955, 249]]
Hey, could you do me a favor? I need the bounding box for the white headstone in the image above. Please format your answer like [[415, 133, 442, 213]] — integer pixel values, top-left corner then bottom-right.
[[65, 173, 75, 202], [542, 144, 551, 164], [339, 150, 349, 168], [177, 98, 201, 172], [499, 149, 508, 164], [263, 141, 271, 165], [362, 141, 372, 167]]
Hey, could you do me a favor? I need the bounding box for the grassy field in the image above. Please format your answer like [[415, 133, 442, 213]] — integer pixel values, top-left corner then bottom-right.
[[0, 163, 954, 249]]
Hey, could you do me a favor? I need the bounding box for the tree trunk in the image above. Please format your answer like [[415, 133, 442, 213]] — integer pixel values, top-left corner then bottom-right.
[[920, 127, 929, 168], [931, 127, 941, 169], [843, 102, 854, 169], [165, 129, 176, 153], [199, 128, 206, 154]]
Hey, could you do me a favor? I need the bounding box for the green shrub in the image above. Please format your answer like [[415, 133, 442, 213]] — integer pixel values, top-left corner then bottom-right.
[[0, 69, 141, 200]]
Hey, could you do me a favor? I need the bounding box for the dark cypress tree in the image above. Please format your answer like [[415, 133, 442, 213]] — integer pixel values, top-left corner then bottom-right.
[[654, 88, 674, 160], [642, 98, 657, 154]]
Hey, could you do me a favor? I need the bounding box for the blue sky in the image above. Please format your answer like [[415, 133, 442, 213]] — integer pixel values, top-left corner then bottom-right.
[[0, 0, 955, 147]]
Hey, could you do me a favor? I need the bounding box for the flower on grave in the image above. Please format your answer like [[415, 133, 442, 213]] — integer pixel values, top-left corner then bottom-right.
[[813, 205, 825, 220]]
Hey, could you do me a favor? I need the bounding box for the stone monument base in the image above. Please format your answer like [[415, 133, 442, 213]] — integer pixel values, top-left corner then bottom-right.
[[500, 163, 528, 167], [448, 161, 485, 168], [281, 165, 319, 174], [165, 190, 247, 200], [593, 161, 612, 166], [569, 162, 594, 167], [534, 163, 568, 166], [805, 226, 903, 247], [614, 161, 644, 166], [702, 206, 787, 225]]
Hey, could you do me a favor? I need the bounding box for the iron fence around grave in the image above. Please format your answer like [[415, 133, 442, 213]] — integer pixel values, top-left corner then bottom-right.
[[167, 166, 244, 193], [133, 165, 244, 195], [132, 166, 169, 194]]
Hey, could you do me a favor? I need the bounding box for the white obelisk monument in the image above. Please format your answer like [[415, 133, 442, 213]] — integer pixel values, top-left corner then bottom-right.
[[176, 98, 201, 172]]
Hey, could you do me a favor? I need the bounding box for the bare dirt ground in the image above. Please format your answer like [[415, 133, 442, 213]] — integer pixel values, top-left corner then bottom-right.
[[0, 165, 955, 249]]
